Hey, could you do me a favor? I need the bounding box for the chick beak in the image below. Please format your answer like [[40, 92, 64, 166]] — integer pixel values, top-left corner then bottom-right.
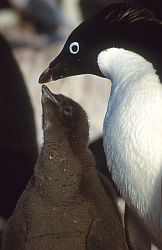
[[41, 85, 60, 106]]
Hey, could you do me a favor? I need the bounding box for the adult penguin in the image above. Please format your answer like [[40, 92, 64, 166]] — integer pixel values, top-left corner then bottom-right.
[[39, 3, 162, 248]]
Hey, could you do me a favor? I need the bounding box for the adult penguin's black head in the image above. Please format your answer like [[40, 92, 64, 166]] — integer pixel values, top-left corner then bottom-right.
[[39, 3, 162, 83]]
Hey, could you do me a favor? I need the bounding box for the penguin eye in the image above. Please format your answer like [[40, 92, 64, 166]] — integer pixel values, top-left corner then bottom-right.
[[69, 42, 80, 54], [63, 106, 73, 117]]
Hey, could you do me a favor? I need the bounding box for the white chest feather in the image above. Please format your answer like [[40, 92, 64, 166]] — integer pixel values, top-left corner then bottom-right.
[[98, 48, 162, 244]]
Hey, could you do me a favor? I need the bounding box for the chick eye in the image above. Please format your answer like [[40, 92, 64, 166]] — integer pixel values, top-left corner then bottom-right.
[[69, 42, 80, 54], [63, 106, 73, 116]]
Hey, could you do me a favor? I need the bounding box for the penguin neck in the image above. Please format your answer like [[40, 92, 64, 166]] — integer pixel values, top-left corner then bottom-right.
[[42, 128, 71, 160], [98, 47, 160, 93], [100, 20, 162, 81], [36, 133, 73, 180]]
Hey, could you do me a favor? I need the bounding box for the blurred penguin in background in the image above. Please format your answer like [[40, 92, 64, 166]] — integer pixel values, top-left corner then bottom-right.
[[0, 33, 38, 245], [8, 0, 64, 37]]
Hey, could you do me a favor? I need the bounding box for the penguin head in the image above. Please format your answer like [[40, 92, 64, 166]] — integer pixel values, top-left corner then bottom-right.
[[42, 85, 89, 149], [39, 3, 158, 83], [39, 18, 105, 82]]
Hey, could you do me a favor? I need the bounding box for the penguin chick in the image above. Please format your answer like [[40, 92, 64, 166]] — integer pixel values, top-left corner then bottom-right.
[[2, 85, 127, 250]]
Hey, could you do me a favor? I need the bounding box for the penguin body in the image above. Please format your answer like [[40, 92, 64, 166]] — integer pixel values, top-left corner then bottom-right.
[[2, 86, 127, 250], [99, 48, 162, 247]]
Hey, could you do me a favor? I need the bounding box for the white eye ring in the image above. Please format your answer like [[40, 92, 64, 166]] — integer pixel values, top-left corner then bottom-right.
[[69, 42, 80, 54]]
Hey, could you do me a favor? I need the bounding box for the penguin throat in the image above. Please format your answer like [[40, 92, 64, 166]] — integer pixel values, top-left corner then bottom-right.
[[97, 47, 158, 86]]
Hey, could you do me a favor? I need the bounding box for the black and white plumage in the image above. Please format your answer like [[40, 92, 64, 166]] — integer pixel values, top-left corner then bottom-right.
[[39, 3, 162, 248]]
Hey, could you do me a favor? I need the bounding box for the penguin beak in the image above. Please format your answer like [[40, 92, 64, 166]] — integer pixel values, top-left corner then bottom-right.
[[39, 53, 68, 83], [41, 85, 60, 106], [39, 67, 53, 83], [39, 52, 85, 83]]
